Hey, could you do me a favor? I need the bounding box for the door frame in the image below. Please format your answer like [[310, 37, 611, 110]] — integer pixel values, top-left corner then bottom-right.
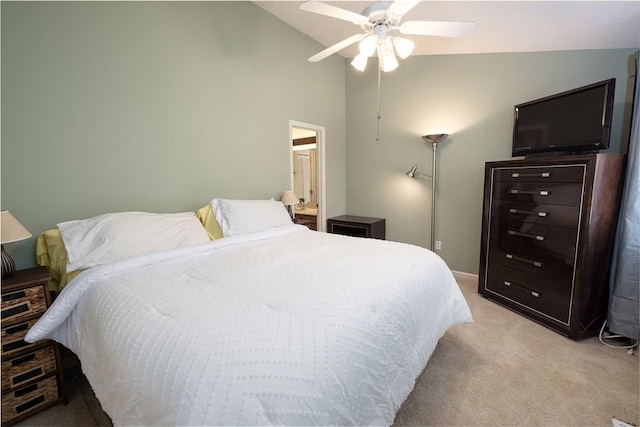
[[289, 120, 326, 232]]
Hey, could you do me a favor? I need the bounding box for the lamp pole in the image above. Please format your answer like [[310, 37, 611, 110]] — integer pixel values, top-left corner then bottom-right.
[[421, 134, 448, 251]]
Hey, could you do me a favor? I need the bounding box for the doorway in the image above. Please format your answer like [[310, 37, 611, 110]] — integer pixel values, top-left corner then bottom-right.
[[289, 120, 326, 232]]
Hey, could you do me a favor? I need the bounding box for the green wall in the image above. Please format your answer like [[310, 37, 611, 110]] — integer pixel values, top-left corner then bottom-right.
[[346, 49, 636, 274], [1, 1, 347, 268], [2, 2, 635, 276]]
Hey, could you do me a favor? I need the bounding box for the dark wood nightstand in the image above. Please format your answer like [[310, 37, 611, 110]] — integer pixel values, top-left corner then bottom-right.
[[295, 214, 317, 230], [327, 215, 386, 240], [295, 218, 314, 229], [1, 266, 66, 426]]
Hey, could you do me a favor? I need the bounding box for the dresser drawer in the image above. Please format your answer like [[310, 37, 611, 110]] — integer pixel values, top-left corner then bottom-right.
[[492, 180, 583, 206], [2, 345, 57, 392], [1, 318, 41, 358], [490, 218, 579, 258], [1, 284, 47, 323], [494, 165, 585, 183], [485, 263, 572, 323], [488, 241, 575, 285], [1, 375, 60, 424], [492, 200, 581, 229]]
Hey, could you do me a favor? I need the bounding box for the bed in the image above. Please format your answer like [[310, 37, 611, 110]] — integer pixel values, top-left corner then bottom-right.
[[26, 200, 472, 426]]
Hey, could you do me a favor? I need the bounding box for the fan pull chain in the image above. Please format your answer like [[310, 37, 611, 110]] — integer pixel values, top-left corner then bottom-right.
[[376, 61, 382, 142]]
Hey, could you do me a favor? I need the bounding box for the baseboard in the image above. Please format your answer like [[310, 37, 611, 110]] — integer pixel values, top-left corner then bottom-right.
[[451, 270, 478, 281]]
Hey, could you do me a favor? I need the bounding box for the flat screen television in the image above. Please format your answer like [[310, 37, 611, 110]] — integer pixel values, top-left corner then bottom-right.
[[512, 78, 615, 157]]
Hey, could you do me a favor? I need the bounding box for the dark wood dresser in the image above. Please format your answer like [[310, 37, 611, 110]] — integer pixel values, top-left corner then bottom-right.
[[478, 154, 625, 340], [1, 267, 66, 425]]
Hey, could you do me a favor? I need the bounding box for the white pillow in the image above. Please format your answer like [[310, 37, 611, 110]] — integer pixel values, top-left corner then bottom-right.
[[211, 199, 292, 237], [58, 211, 211, 272]]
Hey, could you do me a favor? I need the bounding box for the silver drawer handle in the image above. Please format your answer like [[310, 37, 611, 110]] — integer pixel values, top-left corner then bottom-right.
[[509, 208, 548, 217], [508, 230, 545, 241], [509, 189, 549, 196], [511, 172, 550, 178], [503, 281, 540, 297], [506, 253, 543, 267]]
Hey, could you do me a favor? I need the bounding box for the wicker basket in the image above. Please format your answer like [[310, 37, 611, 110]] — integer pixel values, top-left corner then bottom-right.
[[1, 318, 41, 357], [1, 285, 47, 323], [1, 375, 60, 423], [1, 345, 57, 392]]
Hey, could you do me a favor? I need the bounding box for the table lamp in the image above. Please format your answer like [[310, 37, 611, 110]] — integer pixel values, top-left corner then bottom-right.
[[1, 211, 32, 279], [280, 191, 299, 221]]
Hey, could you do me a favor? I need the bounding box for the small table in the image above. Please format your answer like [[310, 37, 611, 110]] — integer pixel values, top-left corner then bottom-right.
[[1, 267, 67, 426], [327, 215, 385, 240], [295, 218, 314, 228]]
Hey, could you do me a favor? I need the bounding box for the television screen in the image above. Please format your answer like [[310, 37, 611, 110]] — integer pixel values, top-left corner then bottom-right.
[[512, 78, 615, 157]]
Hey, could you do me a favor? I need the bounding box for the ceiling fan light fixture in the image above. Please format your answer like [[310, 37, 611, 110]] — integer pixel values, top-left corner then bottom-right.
[[392, 36, 414, 59], [351, 53, 368, 72], [380, 50, 399, 72], [359, 35, 377, 57], [300, 1, 476, 70], [377, 38, 398, 72]]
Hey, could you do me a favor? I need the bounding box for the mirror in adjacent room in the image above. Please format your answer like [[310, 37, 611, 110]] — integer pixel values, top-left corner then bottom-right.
[[291, 126, 320, 231]]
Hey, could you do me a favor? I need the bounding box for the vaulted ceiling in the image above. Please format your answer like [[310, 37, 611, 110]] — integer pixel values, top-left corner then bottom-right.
[[255, 1, 640, 58]]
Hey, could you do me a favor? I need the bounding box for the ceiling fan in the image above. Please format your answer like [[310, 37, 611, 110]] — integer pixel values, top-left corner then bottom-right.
[[300, 0, 476, 72]]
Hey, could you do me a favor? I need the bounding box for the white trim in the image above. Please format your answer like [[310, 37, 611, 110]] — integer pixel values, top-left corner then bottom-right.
[[289, 120, 326, 232], [451, 270, 478, 281], [292, 143, 317, 152]]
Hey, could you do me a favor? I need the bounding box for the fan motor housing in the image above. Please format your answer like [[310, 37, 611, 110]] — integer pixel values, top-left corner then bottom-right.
[[361, 2, 399, 29]]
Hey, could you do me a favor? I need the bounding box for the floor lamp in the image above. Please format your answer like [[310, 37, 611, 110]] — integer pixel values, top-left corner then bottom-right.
[[406, 134, 448, 251], [424, 134, 448, 251]]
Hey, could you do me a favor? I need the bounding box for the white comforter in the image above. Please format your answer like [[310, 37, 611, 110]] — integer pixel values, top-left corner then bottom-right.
[[26, 225, 472, 426]]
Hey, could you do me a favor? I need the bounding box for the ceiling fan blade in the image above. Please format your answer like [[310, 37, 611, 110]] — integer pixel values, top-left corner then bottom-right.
[[299, 1, 369, 25], [308, 33, 365, 62], [399, 20, 476, 37], [386, 0, 421, 19]]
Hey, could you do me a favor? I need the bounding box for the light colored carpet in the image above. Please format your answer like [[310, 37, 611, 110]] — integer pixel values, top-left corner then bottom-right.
[[394, 274, 639, 426], [14, 274, 639, 426]]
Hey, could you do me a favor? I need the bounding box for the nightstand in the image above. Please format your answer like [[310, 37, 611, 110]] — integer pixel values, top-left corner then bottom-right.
[[295, 214, 317, 230], [1, 266, 66, 426], [327, 215, 386, 240]]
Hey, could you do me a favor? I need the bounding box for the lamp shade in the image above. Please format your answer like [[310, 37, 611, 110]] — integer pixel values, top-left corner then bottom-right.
[[422, 134, 449, 144], [351, 53, 368, 72], [280, 191, 299, 206], [359, 35, 377, 57], [377, 38, 398, 72], [1, 211, 32, 244], [393, 36, 415, 59], [381, 52, 399, 72]]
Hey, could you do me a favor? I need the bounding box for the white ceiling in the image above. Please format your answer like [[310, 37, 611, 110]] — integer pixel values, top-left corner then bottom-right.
[[255, 1, 640, 58]]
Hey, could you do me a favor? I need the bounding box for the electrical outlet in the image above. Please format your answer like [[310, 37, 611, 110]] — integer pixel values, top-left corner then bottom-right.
[[435, 240, 442, 250]]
